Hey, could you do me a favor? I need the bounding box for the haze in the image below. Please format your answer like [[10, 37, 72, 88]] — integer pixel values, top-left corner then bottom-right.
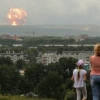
[[0, 0, 100, 25]]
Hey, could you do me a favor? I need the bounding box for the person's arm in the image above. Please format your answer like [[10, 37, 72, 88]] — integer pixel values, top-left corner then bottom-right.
[[89, 56, 92, 67], [83, 74, 87, 82], [71, 75, 74, 81]]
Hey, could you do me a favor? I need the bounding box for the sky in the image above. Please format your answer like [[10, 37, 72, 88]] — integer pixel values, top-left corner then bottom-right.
[[0, 0, 100, 25]]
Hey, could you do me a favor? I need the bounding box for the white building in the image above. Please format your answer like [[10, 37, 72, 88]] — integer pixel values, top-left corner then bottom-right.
[[42, 53, 62, 65], [0, 51, 28, 62], [41, 51, 93, 69], [13, 44, 23, 47]]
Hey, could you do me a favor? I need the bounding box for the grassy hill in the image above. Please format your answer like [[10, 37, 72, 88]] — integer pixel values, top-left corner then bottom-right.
[[0, 95, 55, 100]]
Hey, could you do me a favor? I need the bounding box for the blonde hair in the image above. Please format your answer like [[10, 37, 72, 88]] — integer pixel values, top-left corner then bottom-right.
[[94, 43, 100, 56], [77, 67, 81, 81]]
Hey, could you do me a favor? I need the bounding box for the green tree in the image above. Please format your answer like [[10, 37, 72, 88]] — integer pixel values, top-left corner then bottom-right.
[[0, 65, 20, 94], [18, 76, 32, 94], [59, 57, 77, 81], [16, 59, 27, 69], [25, 63, 46, 92], [36, 71, 65, 99], [26, 48, 38, 66], [57, 47, 63, 54], [64, 90, 76, 100], [0, 57, 13, 66]]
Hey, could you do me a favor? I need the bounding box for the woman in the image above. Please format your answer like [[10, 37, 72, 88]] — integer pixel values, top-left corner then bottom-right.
[[90, 43, 100, 100], [71, 59, 87, 100]]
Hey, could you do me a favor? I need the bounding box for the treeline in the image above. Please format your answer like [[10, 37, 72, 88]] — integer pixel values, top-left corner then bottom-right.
[[0, 57, 92, 100], [23, 36, 100, 46], [23, 37, 75, 47], [1, 36, 100, 47], [38, 45, 94, 54]]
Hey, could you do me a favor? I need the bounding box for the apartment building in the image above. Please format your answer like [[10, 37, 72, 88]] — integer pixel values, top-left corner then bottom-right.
[[11, 34, 20, 40], [0, 51, 28, 62], [1, 34, 12, 39], [41, 51, 93, 68], [42, 53, 63, 65], [13, 44, 23, 47], [0, 34, 21, 41]]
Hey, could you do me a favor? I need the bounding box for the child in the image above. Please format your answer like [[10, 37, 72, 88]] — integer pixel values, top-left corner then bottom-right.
[[71, 59, 87, 100]]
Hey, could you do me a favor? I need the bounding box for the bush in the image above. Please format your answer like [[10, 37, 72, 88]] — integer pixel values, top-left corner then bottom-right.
[[64, 90, 76, 100]]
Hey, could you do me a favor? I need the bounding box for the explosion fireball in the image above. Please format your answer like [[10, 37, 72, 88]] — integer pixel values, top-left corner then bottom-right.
[[7, 8, 27, 25]]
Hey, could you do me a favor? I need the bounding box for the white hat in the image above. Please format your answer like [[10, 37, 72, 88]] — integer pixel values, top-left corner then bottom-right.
[[77, 59, 84, 67]]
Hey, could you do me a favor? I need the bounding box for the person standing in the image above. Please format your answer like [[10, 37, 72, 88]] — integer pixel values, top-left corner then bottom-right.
[[71, 59, 87, 100], [90, 43, 100, 100]]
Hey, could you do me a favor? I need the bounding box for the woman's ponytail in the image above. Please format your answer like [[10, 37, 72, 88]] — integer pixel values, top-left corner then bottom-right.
[[77, 68, 81, 81], [76, 59, 84, 81]]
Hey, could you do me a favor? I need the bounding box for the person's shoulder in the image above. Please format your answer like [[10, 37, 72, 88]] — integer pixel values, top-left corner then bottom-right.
[[81, 69, 87, 73], [82, 69, 86, 71], [90, 55, 95, 58], [90, 55, 95, 61], [73, 69, 78, 72]]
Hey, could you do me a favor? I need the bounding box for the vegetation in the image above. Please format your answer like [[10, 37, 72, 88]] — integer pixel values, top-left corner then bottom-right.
[[0, 36, 96, 99], [0, 36, 96, 56], [1, 36, 100, 47], [0, 95, 55, 100], [0, 56, 92, 100]]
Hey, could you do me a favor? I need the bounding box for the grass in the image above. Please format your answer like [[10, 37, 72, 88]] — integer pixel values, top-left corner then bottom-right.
[[0, 95, 55, 100]]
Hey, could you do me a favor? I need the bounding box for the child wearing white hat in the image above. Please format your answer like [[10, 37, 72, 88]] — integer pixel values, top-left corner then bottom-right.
[[71, 59, 87, 100]]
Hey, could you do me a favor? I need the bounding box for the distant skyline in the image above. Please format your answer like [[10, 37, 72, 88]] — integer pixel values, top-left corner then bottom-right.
[[0, 25, 100, 37], [0, 0, 100, 25]]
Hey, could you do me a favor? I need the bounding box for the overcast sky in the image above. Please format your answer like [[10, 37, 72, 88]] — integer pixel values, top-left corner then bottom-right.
[[0, 0, 100, 25]]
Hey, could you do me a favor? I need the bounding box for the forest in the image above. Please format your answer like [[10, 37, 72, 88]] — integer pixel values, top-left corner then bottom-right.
[[0, 36, 100, 47], [0, 56, 92, 100]]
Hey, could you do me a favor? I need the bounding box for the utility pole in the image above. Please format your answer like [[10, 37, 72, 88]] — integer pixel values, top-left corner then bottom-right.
[[33, 31, 34, 37], [26, 30, 35, 37]]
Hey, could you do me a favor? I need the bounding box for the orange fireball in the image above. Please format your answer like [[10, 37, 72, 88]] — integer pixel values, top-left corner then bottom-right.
[[7, 8, 27, 25]]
